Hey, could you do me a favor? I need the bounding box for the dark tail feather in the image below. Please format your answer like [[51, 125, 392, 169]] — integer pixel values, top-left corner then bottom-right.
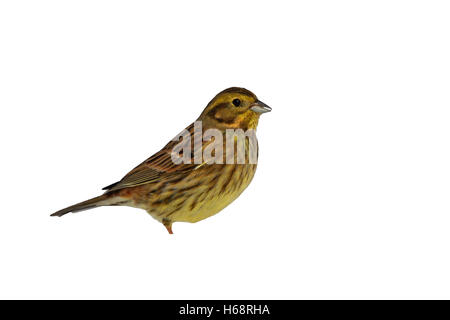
[[51, 194, 114, 217]]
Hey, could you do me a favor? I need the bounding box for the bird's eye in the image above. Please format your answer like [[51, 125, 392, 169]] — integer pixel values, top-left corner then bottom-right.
[[232, 99, 241, 107]]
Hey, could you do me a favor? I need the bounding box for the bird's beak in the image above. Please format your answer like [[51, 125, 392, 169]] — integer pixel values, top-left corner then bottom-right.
[[250, 100, 272, 114]]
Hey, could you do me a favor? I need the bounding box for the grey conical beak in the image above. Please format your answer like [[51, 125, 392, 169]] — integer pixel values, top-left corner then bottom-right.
[[250, 100, 272, 114]]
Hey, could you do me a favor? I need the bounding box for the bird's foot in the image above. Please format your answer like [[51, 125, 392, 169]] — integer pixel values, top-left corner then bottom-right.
[[162, 218, 173, 234]]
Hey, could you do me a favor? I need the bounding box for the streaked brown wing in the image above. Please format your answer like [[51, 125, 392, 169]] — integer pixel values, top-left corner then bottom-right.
[[103, 124, 197, 192]]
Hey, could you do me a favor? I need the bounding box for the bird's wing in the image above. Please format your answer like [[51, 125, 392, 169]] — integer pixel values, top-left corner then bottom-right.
[[103, 124, 198, 192]]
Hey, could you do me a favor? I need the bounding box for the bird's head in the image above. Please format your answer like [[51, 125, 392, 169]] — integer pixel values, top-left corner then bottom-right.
[[198, 87, 271, 130]]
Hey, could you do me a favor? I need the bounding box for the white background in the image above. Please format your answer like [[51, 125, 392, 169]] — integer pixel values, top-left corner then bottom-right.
[[1, 1, 449, 299]]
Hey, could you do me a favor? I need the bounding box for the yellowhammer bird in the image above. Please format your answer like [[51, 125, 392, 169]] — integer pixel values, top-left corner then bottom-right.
[[51, 87, 271, 233]]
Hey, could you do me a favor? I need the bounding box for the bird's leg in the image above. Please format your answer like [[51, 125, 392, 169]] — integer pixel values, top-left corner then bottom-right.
[[162, 218, 173, 234]]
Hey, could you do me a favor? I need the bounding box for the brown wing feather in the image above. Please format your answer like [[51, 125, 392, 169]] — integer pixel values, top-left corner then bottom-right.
[[103, 124, 197, 192]]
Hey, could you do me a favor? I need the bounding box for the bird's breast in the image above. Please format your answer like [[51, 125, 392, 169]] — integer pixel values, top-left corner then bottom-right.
[[127, 135, 259, 223]]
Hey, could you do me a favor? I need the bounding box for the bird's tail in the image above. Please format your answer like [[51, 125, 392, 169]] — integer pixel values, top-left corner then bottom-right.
[[51, 194, 121, 217]]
